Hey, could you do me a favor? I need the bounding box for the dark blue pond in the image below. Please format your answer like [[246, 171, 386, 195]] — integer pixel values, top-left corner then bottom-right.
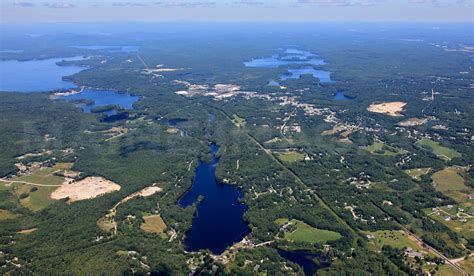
[[58, 89, 139, 116], [278, 250, 330, 276], [281, 67, 334, 83], [334, 91, 355, 100], [0, 56, 86, 92], [179, 143, 250, 254]]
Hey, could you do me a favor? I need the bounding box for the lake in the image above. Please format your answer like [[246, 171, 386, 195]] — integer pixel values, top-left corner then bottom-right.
[[178, 143, 250, 254], [281, 67, 334, 83], [57, 89, 139, 116], [278, 250, 330, 276], [334, 91, 355, 100], [0, 56, 86, 92], [244, 48, 325, 68]]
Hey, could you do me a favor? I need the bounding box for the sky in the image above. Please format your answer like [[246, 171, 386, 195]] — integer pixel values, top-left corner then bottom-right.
[[1, 0, 472, 23]]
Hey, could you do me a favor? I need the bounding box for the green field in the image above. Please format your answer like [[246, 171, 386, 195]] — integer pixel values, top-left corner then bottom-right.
[[0, 209, 17, 220], [276, 218, 341, 244], [416, 138, 461, 161], [432, 167, 468, 192], [7, 167, 65, 211], [363, 141, 405, 156], [274, 151, 305, 163], [404, 168, 431, 180], [366, 230, 428, 253]]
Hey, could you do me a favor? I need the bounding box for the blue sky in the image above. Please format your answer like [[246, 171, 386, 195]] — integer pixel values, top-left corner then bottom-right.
[[1, 0, 472, 22]]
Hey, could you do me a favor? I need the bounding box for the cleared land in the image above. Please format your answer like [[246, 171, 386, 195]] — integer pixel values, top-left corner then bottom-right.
[[363, 141, 405, 156], [398, 118, 428, 127], [0, 209, 17, 220], [366, 230, 430, 253], [416, 138, 461, 161], [276, 218, 341, 244], [432, 167, 468, 192], [404, 168, 431, 180], [51, 176, 121, 202], [367, 101, 406, 116], [274, 151, 305, 163], [231, 114, 246, 128], [141, 214, 167, 238]]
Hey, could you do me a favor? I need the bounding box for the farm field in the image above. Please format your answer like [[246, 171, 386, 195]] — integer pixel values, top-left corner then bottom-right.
[[363, 141, 405, 156], [274, 151, 305, 163], [416, 138, 461, 161], [404, 168, 431, 180], [275, 218, 341, 244], [432, 167, 468, 192], [365, 230, 429, 253], [0, 209, 17, 220], [141, 214, 167, 238]]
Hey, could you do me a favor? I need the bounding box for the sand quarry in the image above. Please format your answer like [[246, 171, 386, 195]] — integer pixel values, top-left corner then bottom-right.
[[51, 176, 121, 202], [367, 102, 407, 117]]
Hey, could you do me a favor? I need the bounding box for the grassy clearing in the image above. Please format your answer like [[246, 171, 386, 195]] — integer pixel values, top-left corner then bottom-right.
[[363, 141, 405, 156], [416, 138, 461, 161], [141, 215, 167, 238], [52, 162, 74, 170], [0, 209, 17, 220], [432, 167, 468, 192], [366, 230, 429, 253], [232, 114, 246, 128], [14, 183, 58, 211], [404, 168, 431, 181], [459, 258, 474, 275], [17, 228, 37, 234], [276, 218, 341, 244], [275, 151, 305, 163]]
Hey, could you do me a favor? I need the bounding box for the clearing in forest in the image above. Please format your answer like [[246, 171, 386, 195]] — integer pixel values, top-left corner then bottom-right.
[[363, 141, 406, 156], [275, 218, 341, 244], [432, 167, 468, 192], [367, 101, 406, 116], [274, 151, 305, 163], [141, 214, 167, 238], [416, 138, 461, 161], [366, 230, 430, 253], [404, 168, 431, 180], [0, 209, 17, 220], [51, 176, 121, 202]]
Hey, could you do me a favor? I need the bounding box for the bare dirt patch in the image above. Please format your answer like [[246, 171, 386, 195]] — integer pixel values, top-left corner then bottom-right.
[[398, 118, 428, 127], [368, 102, 407, 117], [17, 228, 37, 234], [51, 176, 121, 202]]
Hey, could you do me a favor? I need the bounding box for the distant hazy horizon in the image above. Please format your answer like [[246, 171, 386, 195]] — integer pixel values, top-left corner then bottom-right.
[[1, 0, 472, 23]]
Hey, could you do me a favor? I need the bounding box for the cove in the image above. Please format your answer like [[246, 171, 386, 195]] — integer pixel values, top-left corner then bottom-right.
[[281, 67, 334, 83], [334, 91, 355, 100], [178, 143, 250, 254], [57, 89, 139, 116], [0, 56, 86, 92], [278, 250, 330, 276]]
